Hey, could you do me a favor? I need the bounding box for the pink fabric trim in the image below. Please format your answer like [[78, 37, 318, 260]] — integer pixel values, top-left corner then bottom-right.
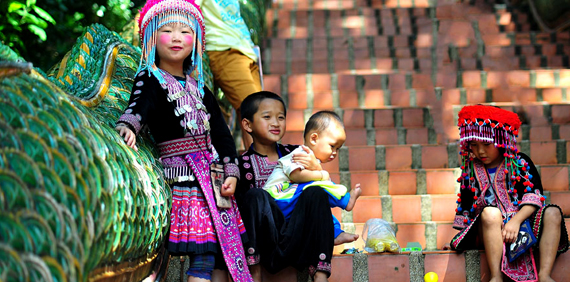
[[224, 163, 240, 180], [118, 113, 142, 134], [501, 244, 538, 282], [308, 261, 332, 277], [521, 193, 542, 208], [453, 215, 467, 229]]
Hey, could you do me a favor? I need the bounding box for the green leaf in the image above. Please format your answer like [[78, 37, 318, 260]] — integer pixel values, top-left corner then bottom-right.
[[73, 12, 85, 21], [8, 2, 26, 13], [21, 13, 41, 25], [32, 6, 56, 25], [7, 16, 20, 27], [26, 0, 36, 7], [36, 18, 48, 29], [14, 9, 29, 18], [28, 24, 47, 41]]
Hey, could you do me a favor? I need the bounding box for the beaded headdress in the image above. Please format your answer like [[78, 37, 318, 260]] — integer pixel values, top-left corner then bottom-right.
[[456, 105, 540, 223], [137, 0, 206, 96]]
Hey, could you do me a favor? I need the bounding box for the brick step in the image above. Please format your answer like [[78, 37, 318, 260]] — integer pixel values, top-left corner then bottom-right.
[[283, 104, 570, 133], [328, 141, 569, 170], [283, 108, 433, 131], [283, 124, 570, 146], [266, 54, 570, 75], [343, 195, 457, 225], [266, 4, 534, 27], [280, 88, 569, 111], [333, 221, 455, 251], [326, 166, 570, 195], [517, 124, 570, 141], [452, 43, 570, 58], [264, 71, 570, 94], [266, 8, 435, 38], [266, 9, 540, 39], [323, 165, 570, 194], [255, 250, 570, 282], [448, 102, 570, 127], [264, 42, 570, 68], [269, 0, 431, 11], [267, 5, 534, 27], [282, 127, 437, 146], [343, 192, 570, 226], [265, 38, 570, 62], [266, 24, 570, 50]]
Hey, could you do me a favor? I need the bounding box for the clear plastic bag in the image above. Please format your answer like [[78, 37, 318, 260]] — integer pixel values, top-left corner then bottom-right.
[[362, 218, 400, 253]]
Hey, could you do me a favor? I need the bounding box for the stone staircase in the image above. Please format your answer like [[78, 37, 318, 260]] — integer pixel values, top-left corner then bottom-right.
[[260, 0, 570, 281]]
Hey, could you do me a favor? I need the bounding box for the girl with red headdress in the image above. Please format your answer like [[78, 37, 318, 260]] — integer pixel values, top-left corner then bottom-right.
[[450, 105, 568, 282]]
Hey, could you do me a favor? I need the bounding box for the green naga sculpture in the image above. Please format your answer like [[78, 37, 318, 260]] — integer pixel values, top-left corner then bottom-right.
[[0, 0, 269, 281]]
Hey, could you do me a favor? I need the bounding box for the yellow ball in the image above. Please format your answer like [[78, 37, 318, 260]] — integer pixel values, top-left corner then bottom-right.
[[424, 272, 438, 282]]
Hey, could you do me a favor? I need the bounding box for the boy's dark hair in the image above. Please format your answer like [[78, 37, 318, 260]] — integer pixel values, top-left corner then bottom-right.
[[303, 111, 344, 139], [240, 91, 287, 121]]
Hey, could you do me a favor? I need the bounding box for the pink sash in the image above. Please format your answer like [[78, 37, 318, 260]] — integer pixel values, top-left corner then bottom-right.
[[185, 152, 253, 282]]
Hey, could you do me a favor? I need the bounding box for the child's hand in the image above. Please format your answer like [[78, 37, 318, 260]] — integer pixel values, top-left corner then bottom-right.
[[502, 220, 520, 244], [115, 124, 138, 151], [293, 145, 322, 171], [221, 176, 237, 196]]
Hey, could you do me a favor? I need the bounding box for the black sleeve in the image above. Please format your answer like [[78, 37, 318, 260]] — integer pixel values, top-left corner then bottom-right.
[[517, 152, 544, 208], [453, 176, 477, 230], [203, 87, 239, 178], [116, 72, 156, 135]]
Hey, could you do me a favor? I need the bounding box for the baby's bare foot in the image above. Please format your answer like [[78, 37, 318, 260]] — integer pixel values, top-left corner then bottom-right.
[[334, 232, 359, 245], [345, 184, 362, 211]]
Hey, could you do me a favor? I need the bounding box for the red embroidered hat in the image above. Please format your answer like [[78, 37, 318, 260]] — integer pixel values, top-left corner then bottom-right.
[[458, 104, 521, 151]]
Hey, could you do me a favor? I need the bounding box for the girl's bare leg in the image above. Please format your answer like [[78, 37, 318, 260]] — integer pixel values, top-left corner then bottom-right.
[[538, 207, 561, 282], [313, 271, 329, 282], [249, 264, 262, 282], [211, 269, 230, 282], [480, 207, 504, 282], [188, 276, 210, 282]]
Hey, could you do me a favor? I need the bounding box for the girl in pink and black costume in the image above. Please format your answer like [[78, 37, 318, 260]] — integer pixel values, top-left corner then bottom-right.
[[450, 105, 568, 282], [115, 0, 252, 280]]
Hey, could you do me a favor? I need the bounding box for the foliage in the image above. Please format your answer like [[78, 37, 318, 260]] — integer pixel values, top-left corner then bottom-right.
[[0, 0, 145, 71], [1, 0, 56, 49]]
